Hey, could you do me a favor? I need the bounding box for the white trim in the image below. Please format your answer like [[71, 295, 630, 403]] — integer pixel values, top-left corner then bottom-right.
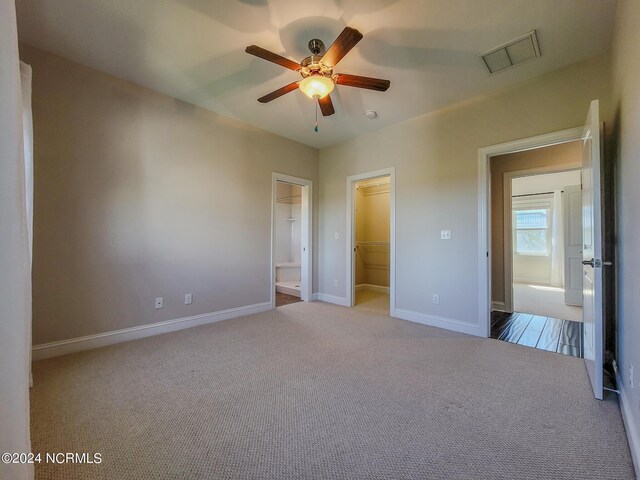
[[491, 301, 507, 312], [394, 309, 482, 337], [477, 127, 584, 338], [346, 167, 396, 316], [316, 293, 350, 307], [616, 369, 640, 477], [311, 293, 319, 301], [271, 173, 313, 308], [32, 302, 272, 360], [355, 284, 390, 294], [275, 284, 301, 297]]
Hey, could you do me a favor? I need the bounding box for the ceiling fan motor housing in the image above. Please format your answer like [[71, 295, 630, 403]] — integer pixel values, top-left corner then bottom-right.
[[300, 55, 333, 79], [308, 38, 325, 55]]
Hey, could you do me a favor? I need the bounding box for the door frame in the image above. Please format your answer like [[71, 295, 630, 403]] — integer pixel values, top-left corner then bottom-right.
[[477, 127, 584, 337], [271, 173, 313, 308], [345, 167, 396, 314], [502, 163, 581, 313]]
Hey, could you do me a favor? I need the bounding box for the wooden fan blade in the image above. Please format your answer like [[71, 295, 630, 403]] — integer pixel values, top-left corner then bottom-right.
[[335, 74, 390, 91], [321, 27, 363, 67], [318, 95, 335, 116], [257, 82, 299, 103], [245, 45, 301, 71]]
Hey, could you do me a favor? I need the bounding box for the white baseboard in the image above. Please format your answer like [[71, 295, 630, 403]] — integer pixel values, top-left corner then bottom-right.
[[491, 301, 508, 312], [311, 293, 319, 301], [275, 285, 301, 297], [355, 284, 390, 294], [316, 293, 350, 307], [32, 302, 272, 360], [616, 369, 640, 477], [394, 309, 482, 337], [513, 277, 550, 285]]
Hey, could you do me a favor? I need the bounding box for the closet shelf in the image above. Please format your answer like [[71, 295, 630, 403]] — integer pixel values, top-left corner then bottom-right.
[[285, 218, 296, 221]]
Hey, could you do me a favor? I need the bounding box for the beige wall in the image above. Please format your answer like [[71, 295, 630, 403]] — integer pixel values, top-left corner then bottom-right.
[[319, 53, 611, 333], [21, 44, 319, 345], [0, 1, 33, 478], [611, 0, 640, 465], [490, 141, 582, 304]]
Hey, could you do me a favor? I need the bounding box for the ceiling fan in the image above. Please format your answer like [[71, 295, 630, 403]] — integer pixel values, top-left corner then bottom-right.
[[245, 27, 390, 117]]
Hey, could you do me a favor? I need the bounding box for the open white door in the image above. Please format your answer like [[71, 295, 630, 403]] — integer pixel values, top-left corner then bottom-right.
[[564, 184, 583, 306], [581, 99, 604, 400]]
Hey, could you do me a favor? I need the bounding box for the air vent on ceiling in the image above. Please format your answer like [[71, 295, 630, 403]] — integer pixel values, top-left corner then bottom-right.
[[481, 30, 541, 74]]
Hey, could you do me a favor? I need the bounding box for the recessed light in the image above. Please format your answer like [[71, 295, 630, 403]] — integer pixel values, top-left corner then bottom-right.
[[364, 110, 378, 119]]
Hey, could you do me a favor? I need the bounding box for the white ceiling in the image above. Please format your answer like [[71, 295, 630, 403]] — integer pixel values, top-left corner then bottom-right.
[[512, 170, 581, 196], [15, 0, 617, 148]]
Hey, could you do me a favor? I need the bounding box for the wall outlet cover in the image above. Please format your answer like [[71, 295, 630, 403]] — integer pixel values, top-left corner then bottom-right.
[[155, 297, 164, 309], [185, 294, 193, 305]]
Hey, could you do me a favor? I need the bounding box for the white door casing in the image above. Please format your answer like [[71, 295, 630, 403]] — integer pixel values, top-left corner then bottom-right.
[[564, 184, 583, 306], [345, 167, 396, 314], [478, 127, 585, 338], [581, 99, 604, 401]]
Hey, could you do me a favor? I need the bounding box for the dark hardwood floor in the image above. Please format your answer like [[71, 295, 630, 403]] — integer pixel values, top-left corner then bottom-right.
[[491, 311, 583, 358], [275, 292, 302, 307]]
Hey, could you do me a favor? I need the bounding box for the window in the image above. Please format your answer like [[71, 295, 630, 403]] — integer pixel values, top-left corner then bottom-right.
[[514, 208, 550, 255]]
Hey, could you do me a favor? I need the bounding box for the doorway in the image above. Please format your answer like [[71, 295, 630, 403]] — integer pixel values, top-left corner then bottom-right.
[[511, 169, 584, 322], [479, 101, 607, 400], [354, 176, 391, 313], [271, 173, 312, 308], [489, 142, 584, 357], [346, 167, 396, 315]]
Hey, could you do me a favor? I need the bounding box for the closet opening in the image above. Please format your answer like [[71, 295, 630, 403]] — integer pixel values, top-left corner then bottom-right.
[[351, 174, 392, 315]]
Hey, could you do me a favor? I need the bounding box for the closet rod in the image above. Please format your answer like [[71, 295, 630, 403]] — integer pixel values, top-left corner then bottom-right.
[[512, 190, 563, 198]]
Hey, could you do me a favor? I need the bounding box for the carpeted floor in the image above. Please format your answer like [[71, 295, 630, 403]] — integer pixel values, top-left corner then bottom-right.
[[355, 290, 390, 314], [30, 301, 635, 479]]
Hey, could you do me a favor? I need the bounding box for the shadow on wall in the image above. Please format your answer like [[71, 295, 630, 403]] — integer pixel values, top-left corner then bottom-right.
[[604, 106, 620, 363]]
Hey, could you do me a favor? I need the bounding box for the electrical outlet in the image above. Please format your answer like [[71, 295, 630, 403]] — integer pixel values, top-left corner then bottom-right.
[[334, 279, 339, 287], [433, 294, 440, 305], [630, 364, 634, 389], [440, 230, 452, 240], [155, 297, 164, 309], [334, 232, 339, 240], [184, 293, 193, 305]]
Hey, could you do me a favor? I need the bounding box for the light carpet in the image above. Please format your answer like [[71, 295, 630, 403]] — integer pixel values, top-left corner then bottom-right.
[[513, 282, 583, 322], [30, 301, 634, 479], [355, 290, 390, 315]]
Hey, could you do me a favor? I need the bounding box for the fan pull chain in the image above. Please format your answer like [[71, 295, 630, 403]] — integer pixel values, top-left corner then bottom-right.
[[314, 101, 319, 133]]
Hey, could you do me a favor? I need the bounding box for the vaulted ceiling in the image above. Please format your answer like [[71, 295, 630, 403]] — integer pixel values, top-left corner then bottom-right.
[[15, 0, 616, 148]]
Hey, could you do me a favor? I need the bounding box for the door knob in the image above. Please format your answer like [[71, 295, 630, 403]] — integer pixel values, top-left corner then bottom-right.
[[582, 258, 595, 268]]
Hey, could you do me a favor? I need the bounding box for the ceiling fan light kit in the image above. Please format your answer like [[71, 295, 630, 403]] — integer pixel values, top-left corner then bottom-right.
[[245, 26, 390, 130], [299, 75, 334, 99]]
